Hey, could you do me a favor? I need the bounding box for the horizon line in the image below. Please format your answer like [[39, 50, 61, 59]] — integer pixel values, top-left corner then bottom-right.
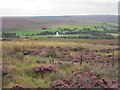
[[1, 14, 118, 17]]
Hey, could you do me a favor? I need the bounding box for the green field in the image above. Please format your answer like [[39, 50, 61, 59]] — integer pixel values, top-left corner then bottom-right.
[[3, 25, 117, 35]]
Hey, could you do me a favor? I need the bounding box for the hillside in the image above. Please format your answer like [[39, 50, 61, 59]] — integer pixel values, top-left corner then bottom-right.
[[2, 15, 118, 39], [2, 15, 118, 29]]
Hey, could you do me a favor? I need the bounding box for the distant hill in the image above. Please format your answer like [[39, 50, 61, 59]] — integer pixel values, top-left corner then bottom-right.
[[2, 15, 118, 32], [36, 15, 118, 24]]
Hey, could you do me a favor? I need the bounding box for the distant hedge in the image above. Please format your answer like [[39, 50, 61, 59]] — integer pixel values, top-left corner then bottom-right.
[[2, 32, 19, 38]]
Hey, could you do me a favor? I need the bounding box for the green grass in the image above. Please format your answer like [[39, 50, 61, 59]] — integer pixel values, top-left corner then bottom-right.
[[21, 34, 85, 38], [3, 25, 117, 36]]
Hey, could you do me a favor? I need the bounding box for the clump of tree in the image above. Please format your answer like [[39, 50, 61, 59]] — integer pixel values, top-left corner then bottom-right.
[[2, 32, 19, 38], [42, 27, 51, 30], [36, 31, 55, 35]]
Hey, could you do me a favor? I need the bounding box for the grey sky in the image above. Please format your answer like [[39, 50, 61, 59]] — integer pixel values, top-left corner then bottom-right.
[[0, 0, 119, 16]]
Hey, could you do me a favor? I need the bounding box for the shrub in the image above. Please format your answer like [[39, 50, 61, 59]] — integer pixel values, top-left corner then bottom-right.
[[50, 80, 70, 88], [34, 65, 57, 74], [12, 84, 28, 89], [50, 69, 118, 88]]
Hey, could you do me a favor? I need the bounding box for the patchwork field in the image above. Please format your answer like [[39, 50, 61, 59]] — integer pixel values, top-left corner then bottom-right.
[[2, 38, 119, 88]]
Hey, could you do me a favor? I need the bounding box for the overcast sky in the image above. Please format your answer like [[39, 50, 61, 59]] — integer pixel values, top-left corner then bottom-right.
[[0, 0, 119, 16]]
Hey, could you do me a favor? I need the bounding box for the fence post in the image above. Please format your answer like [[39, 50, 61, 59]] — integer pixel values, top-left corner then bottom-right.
[[52, 57, 54, 64], [80, 55, 83, 66], [112, 53, 114, 66], [49, 57, 51, 64]]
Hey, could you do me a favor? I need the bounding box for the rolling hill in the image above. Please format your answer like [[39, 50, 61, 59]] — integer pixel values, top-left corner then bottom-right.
[[2, 15, 118, 31]]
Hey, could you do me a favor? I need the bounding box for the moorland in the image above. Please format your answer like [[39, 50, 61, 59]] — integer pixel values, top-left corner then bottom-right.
[[2, 15, 119, 89]]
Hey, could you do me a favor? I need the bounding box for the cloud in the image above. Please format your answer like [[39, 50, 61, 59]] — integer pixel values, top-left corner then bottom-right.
[[0, 0, 118, 16]]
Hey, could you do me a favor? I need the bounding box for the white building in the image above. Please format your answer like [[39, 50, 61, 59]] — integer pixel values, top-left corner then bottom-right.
[[55, 32, 59, 37]]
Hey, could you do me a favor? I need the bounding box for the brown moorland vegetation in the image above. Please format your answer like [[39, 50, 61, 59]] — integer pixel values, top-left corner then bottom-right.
[[2, 38, 119, 89]]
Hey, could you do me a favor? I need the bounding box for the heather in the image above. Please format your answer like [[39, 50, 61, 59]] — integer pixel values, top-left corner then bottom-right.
[[2, 38, 119, 89]]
